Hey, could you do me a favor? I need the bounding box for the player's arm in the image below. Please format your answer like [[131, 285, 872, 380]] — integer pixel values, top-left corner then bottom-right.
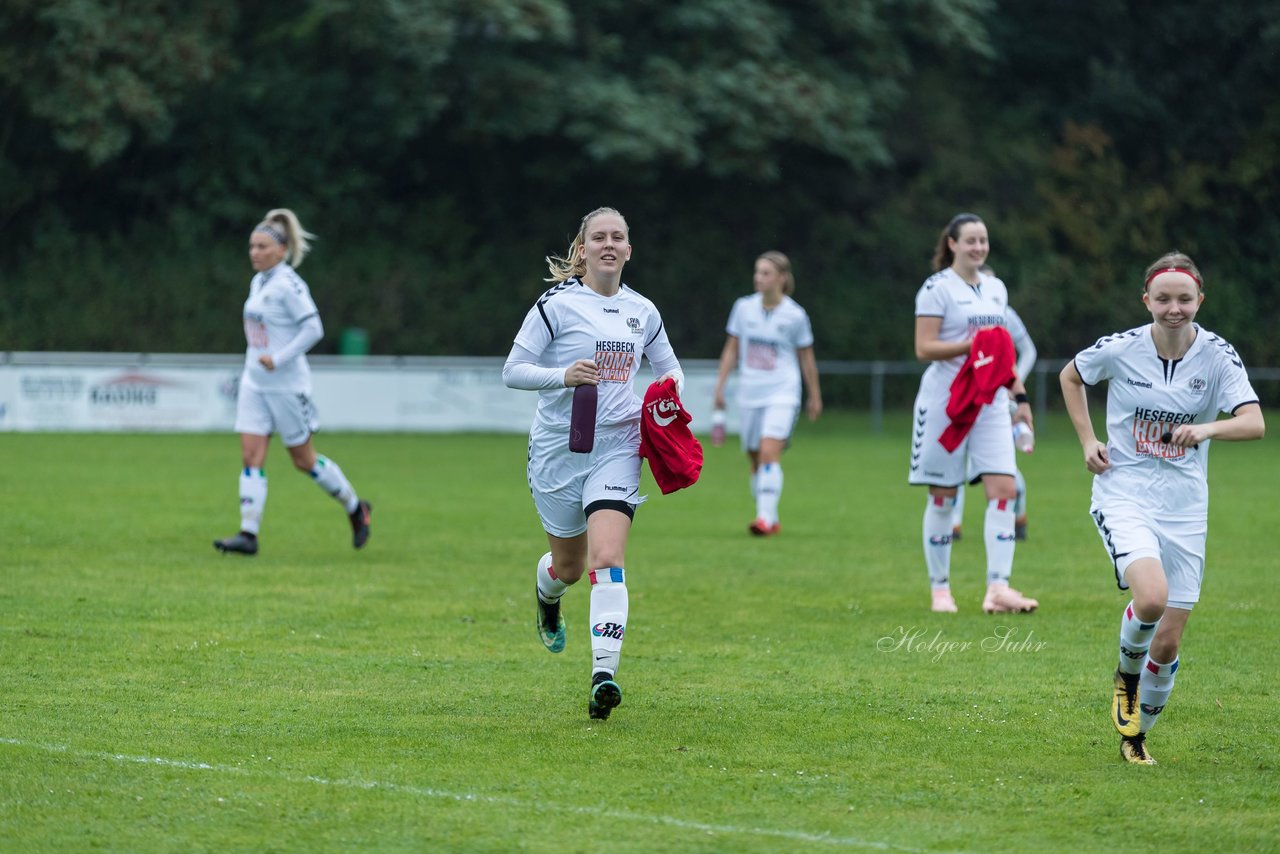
[[914, 316, 970, 362], [713, 335, 739, 410], [261, 314, 323, 371], [798, 345, 822, 421], [1171, 402, 1264, 447], [1059, 361, 1110, 474]]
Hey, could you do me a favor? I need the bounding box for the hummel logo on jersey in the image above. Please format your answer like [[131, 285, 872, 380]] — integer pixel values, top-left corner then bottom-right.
[[973, 350, 994, 369], [603, 307, 619, 314], [604, 484, 629, 493], [1126, 377, 1153, 388], [647, 397, 680, 426]]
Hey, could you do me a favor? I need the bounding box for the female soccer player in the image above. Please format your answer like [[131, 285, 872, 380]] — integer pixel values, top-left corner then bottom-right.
[[502, 207, 684, 721], [712, 251, 822, 536], [213, 208, 371, 555], [1060, 251, 1263, 765], [909, 213, 1037, 614]]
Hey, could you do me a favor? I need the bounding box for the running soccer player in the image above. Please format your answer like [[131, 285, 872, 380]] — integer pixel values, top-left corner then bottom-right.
[[909, 213, 1038, 614], [712, 251, 823, 536], [1060, 251, 1263, 765], [952, 298, 1037, 542], [502, 206, 684, 721], [213, 208, 371, 556]]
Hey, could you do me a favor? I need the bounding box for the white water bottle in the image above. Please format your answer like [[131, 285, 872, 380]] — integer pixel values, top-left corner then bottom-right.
[[710, 408, 727, 446], [1013, 421, 1035, 454]]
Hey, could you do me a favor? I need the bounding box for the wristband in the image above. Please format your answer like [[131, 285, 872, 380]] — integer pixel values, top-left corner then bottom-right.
[[1014, 393, 1029, 405]]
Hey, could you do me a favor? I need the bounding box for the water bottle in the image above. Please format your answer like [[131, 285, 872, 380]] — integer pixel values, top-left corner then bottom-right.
[[1013, 421, 1035, 454], [710, 408, 727, 447]]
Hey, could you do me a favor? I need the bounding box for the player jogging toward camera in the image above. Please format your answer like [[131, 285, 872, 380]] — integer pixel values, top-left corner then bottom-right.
[[909, 213, 1038, 614], [502, 207, 684, 721], [213, 208, 371, 556], [712, 250, 822, 536], [1061, 251, 1263, 765]]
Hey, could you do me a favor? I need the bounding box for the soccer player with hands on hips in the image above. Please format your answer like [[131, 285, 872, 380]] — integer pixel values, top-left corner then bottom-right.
[[213, 208, 372, 556], [712, 251, 822, 537], [1060, 251, 1263, 765], [502, 207, 684, 721], [909, 213, 1038, 615]]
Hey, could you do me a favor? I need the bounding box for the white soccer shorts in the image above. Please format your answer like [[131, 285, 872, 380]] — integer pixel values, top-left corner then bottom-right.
[[739, 403, 800, 452], [527, 420, 644, 538], [908, 391, 1016, 487], [1090, 505, 1206, 609], [234, 385, 319, 448]]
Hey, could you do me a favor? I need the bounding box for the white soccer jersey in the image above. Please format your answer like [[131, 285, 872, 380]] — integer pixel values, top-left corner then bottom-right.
[[1073, 323, 1258, 520], [513, 278, 678, 430], [914, 268, 1012, 397], [725, 293, 814, 408], [240, 262, 320, 393]]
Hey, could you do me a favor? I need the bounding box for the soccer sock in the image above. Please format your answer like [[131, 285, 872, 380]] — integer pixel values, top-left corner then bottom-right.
[[755, 462, 783, 525], [1013, 469, 1027, 519], [239, 467, 267, 535], [983, 498, 1016, 585], [536, 552, 569, 603], [1118, 601, 1161, 675], [952, 483, 966, 530], [588, 567, 627, 678], [309, 454, 359, 513], [1139, 656, 1179, 733], [923, 494, 956, 589]]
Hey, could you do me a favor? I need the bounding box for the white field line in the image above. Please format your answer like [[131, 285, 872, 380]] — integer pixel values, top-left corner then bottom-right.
[[0, 737, 959, 852]]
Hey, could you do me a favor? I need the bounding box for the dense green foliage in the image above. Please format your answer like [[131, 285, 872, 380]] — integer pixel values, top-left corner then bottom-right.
[[2, 419, 1278, 849], [2, 1, 1278, 369]]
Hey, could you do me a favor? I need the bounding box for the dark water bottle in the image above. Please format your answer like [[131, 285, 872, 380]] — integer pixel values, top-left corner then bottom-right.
[[569, 384, 598, 453]]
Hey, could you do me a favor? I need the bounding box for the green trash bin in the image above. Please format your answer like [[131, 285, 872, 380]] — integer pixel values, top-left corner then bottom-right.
[[339, 327, 369, 357]]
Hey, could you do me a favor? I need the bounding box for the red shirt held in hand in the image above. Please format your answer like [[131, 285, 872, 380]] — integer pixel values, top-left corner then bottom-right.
[[639, 378, 703, 494], [939, 326, 1017, 452]]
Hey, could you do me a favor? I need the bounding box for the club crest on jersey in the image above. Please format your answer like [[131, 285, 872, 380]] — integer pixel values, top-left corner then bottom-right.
[[627, 317, 642, 334], [647, 397, 680, 427], [1188, 377, 1206, 395]]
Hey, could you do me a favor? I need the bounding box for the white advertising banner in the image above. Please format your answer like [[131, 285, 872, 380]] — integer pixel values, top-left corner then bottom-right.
[[0, 354, 730, 434]]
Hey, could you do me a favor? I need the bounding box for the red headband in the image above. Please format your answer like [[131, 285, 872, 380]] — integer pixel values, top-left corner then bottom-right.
[[1144, 266, 1202, 289]]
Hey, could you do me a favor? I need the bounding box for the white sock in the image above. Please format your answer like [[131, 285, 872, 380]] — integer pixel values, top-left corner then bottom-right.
[[536, 551, 569, 603], [984, 498, 1016, 585], [923, 494, 956, 589], [588, 567, 628, 677], [1118, 602, 1160, 675], [1139, 656, 1178, 733], [755, 462, 783, 525], [239, 467, 267, 534], [1013, 469, 1027, 518], [309, 454, 359, 513], [952, 483, 966, 530]]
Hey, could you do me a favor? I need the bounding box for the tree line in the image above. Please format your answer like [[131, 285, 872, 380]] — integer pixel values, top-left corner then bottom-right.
[[2, 1, 1278, 398]]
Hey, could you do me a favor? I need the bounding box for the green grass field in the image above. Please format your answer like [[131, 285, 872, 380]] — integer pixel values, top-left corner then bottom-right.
[[2, 413, 1277, 852]]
